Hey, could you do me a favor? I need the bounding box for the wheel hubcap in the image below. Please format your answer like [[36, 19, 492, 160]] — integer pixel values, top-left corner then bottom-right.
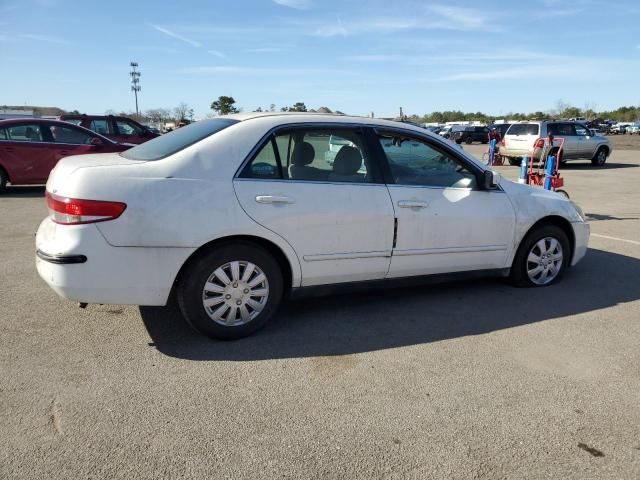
[[202, 261, 269, 326], [526, 237, 563, 285]]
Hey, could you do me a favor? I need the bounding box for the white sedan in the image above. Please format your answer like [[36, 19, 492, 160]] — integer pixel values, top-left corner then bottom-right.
[[36, 113, 590, 339]]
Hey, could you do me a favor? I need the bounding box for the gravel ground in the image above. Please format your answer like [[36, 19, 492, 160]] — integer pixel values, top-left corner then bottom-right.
[[1, 148, 639, 479]]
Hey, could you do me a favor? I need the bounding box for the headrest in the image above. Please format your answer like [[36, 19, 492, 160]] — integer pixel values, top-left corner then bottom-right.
[[291, 142, 315, 166], [333, 146, 362, 174]]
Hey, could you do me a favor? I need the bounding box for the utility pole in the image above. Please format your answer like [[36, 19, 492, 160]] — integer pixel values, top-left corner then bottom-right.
[[130, 62, 141, 118]]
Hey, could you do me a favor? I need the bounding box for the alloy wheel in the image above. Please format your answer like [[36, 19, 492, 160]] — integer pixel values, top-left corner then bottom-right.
[[526, 237, 564, 285]]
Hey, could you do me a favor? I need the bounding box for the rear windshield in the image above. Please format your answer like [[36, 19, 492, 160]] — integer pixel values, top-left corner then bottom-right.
[[121, 119, 239, 161], [507, 123, 539, 136]]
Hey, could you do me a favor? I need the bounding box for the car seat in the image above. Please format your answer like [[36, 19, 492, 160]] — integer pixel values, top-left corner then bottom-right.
[[288, 142, 327, 180], [328, 146, 365, 183]]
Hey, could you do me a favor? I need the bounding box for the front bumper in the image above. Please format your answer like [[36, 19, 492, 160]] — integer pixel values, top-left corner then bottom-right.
[[570, 221, 590, 266], [35, 218, 195, 306]]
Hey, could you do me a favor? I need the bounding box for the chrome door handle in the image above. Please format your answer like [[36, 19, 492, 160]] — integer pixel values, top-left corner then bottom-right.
[[255, 195, 294, 204], [398, 200, 428, 208]]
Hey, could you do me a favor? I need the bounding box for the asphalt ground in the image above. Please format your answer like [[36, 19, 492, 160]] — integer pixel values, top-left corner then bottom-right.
[[1, 147, 639, 479]]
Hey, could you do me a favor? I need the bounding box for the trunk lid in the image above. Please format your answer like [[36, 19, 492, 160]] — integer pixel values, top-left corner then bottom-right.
[[46, 153, 145, 193]]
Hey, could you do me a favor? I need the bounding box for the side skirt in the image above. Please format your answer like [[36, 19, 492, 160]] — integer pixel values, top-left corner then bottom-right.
[[289, 268, 511, 300]]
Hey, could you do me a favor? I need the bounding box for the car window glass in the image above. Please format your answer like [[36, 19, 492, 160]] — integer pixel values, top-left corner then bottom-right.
[[242, 139, 282, 179], [4, 124, 43, 142], [64, 118, 83, 126], [0, 128, 6, 140], [378, 134, 477, 188], [574, 124, 589, 136], [116, 120, 143, 136], [48, 124, 94, 144], [553, 123, 575, 136], [89, 119, 110, 135], [121, 119, 238, 161], [507, 124, 539, 135]]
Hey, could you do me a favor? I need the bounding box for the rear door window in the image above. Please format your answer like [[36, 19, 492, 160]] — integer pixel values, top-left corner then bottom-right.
[[3, 123, 44, 142], [115, 119, 144, 136], [507, 124, 539, 136], [89, 119, 110, 135]]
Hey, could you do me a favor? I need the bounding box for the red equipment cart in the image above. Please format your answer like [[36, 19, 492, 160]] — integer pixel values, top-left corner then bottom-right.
[[526, 135, 569, 198]]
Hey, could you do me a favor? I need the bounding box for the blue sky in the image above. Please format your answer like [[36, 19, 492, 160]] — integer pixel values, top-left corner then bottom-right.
[[1, 0, 639, 118]]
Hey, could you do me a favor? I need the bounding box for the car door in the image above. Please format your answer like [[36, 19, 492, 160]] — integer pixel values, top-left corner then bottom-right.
[[44, 123, 97, 164], [234, 125, 395, 287], [372, 129, 516, 278], [549, 123, 577, 159], [0, 122, 54, 184], [573, 123, 593, 157]]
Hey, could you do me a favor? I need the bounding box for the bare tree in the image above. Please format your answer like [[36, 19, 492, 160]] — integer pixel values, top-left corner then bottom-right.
[[174, 102, 193, 122]]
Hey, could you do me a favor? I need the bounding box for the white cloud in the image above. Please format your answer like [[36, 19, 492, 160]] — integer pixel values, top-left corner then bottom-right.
[[151, 24, 201, 47], [18, 33, 69, 44], [273, 0, 312, 10], [208, 49, 226, 58]]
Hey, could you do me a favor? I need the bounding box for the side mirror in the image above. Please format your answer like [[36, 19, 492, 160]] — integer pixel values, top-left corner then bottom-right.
[[482, 170, 500, 190], [90, 137, 103, 146]]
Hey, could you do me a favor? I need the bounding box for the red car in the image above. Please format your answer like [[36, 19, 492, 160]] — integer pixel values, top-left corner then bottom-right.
[[0, 118, 131, 191], [59, 114, 159, 144]]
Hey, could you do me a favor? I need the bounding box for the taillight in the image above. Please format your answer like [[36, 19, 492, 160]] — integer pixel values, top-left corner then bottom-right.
[[534, 138, 545, 148], [46, 191, 126, 225]]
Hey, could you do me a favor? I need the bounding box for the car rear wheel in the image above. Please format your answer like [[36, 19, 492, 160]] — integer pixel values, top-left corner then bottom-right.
[[177, 243, 284, 340], [465, 137, 472, 145], [0, 168, 8, 193], [591, 147, 607, 166], [510, 225, 570, 287]]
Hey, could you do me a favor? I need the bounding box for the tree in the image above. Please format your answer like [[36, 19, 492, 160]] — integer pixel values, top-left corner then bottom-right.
[[269, 103, 276, 112], [174, 102, 193, 122], [282, 102, 307, 112], [211, 96, 239, 115], [253, 106, 263, 112]]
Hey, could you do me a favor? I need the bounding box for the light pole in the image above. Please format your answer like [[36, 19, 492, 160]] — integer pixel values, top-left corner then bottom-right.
[[130, 62, 141, 117]]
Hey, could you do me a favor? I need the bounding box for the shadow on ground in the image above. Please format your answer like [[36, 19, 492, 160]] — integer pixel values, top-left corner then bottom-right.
[[140, 248, 640, 361], [560, 162, 638, 170], [1, 186, 45, 198]]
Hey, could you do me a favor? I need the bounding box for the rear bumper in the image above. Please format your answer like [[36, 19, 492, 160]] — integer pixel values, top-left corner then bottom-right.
[[571, 221, 590, 266], [35, 218, 195, 306]]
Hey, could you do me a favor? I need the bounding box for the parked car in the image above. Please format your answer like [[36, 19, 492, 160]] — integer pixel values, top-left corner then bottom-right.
[[0, 118, 131, 191], [451, 125, 490, 144], [501, 121, 612, 167], [59, 114, 159, 144], [626, 124, 640, 135], [608, 124, 626, 135], [36, 113, 590, 339], [438, 125, 454, 138]]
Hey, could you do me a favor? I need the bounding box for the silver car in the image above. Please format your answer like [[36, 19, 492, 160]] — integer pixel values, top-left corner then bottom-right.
[[502, 121, 612, 167]]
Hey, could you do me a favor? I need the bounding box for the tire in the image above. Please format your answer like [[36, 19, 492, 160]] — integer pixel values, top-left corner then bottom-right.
[[0, 168, 7, 193], [455, 139, 462, 144], [465, 137, 472, 145], [510, 225, 570, 288], [591, 147, 607, 166], [508, 157, 521, 166], [176, 243, 284, 340]]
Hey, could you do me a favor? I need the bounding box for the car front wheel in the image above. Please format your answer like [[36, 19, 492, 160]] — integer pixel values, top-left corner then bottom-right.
[[510, 225, 570, 287], [177, 243, 284, 339]]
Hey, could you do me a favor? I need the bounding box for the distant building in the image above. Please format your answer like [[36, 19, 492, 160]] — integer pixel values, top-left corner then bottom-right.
[[0, 109, 34, 120]]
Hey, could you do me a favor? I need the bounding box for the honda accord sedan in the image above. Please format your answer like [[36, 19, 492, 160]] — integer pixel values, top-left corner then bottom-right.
[[36, 113, 590, 339]]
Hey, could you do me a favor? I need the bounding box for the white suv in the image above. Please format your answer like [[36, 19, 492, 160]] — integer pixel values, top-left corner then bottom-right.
[[502, 121, 612, 167]]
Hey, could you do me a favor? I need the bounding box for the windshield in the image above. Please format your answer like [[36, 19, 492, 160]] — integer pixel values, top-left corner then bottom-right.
[[121, 118, 239, 161], [507, 123, 539, 136]]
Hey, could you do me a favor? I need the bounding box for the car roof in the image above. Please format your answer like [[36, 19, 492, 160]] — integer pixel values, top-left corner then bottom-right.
[[222, 111, 439, 134]]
